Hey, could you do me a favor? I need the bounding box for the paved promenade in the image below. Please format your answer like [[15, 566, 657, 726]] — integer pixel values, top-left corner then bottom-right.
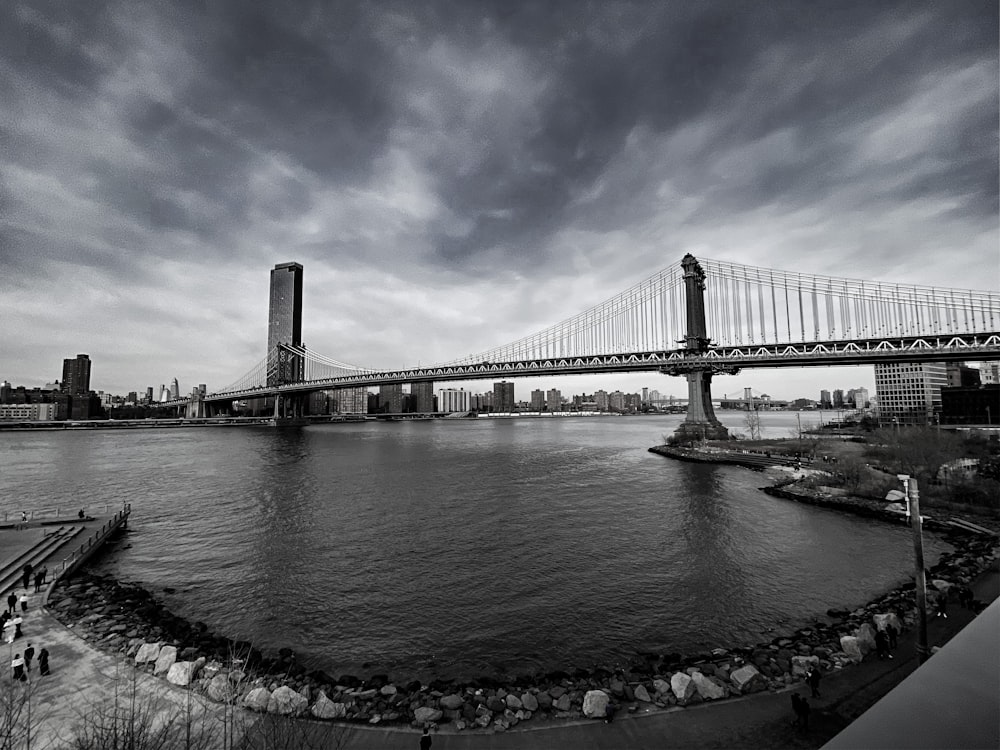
[[1, 514, 996, 749]]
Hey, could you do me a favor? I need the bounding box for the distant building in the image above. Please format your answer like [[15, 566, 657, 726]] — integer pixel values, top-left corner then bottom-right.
[[411, 382, 435, 413], [145, 387, 154, 404], [947, 363, 982, 388], [267, 262, 304, 386], [530, 389, 545, 411], [819, 389, 831, 409], [941, 384, 1000, 425], [493, 381, 515, 413], [609, 390, 626, 412], [0, 403, 57, 421], [438, 388, 470, 412], [61, 354, 91, 396], [595, 390, 609, 411], [545, 388, 562, 412], [0, 381, 10, 404], [380, 383, 403, 413], [170, 378, 180, 400], [334, 387, 367, 415], [832, 389, 844, 408], [980, 363, 999, 385], [874, 362, 947, 426]]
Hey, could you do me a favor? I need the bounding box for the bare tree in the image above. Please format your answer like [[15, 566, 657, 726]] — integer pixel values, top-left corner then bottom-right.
[[743, 408, 762, 441]]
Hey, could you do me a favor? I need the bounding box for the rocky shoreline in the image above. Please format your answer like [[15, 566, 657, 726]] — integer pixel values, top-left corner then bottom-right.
[[46, 495, 998, 733]]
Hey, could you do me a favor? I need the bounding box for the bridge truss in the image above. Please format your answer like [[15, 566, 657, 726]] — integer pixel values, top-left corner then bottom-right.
[[183, 258, 1000, 403]]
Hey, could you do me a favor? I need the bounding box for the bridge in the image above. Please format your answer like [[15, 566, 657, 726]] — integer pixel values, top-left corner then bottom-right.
[[159, 255, 1000, 437]]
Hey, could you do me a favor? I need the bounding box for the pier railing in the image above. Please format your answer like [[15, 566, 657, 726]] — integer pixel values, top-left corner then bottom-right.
[[54, 504, 132, 580], [2, 504, 114, 524]]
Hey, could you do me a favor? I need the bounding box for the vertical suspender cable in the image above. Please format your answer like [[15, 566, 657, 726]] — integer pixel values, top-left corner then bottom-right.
[[770, 272, 778, 344]]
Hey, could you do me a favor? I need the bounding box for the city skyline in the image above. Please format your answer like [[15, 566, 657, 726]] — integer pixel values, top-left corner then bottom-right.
[[1, 2, 996, 397]]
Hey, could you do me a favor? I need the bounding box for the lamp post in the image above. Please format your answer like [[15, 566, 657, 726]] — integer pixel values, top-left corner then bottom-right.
[[899, 474, 929, 664]]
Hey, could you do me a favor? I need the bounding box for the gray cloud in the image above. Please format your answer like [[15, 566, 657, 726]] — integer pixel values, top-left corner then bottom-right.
[[0, 0, 996, 395]]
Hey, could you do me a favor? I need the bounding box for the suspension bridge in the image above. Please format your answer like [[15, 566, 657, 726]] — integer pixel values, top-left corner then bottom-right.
[[159, 255, 1000, 438]]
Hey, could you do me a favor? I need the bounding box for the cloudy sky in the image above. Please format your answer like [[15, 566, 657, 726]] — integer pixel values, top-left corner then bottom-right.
[[2, 0, 997, 401]]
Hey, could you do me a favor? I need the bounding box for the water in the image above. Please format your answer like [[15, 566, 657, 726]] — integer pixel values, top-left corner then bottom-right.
[[0, 413, 946, 681]]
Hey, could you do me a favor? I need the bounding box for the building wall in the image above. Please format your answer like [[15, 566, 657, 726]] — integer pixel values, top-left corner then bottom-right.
[[546, 388, 562, 412], [438, 388, 470, 412], [380, 383, 404, 413], [493, 381, 515, 413], [61, 354, 91, 395], [0, 403, 57, 421], [411, 382, 435, 412], [874, 362, 947, 426]]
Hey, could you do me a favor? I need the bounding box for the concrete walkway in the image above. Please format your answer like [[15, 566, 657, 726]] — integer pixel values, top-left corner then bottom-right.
[[2, 516, 997, 749]]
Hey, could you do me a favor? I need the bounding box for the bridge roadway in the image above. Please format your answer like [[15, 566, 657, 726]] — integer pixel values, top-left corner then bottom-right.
[[173, 332, 1000, 406]]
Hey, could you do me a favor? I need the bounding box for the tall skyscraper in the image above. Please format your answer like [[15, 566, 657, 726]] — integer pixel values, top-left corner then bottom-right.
[[381, 383, 403, 413], [61, 354, 91, 395], [411, 382, 435, 413], [493, 381, 515, 413], [170, 378, 180, 400], [267, 262, 304, 386]]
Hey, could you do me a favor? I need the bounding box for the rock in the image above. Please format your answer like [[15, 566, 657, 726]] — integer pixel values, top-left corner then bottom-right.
[[873, 613, 902, 633], [840, 636, 863, 663], [312, 691, 349, 720], [474, 714, 491, 728], [691, 672, 726, 700], [380, 685, 397, 696], [609, 678, 625, 696], [414, 707, 443, 724], [521, 692, 538, 712], [730, 665, 762, 693], [554, 694, 571, 712], [207, 673, 236, 702], [535, 691, 552, 708], [243, 687, 271, 712], [167, 657, 205, 687], [134, 642, 161, 665], [440, 694, 464, 710], [652, 678, 671, 695], [854, 623, 876, 654], [268, 685, 307, 715], [582, 690, 609, 719], [931, 579, 952, 594], [153, 645, 177, 676], [670, 673, 696, 703], [634, 684, 652, 703], [505, 694, 522, 710], [549, 686, 566, 699]]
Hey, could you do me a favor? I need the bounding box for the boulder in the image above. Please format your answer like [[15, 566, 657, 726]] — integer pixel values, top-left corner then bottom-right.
[[312, 691, 348, 720], [521, 692, 538, 712], [153, 645, 177, 676], [670, 672, 696, 702], [134, 642, 161, 665], [553, 694, 572, 712], [380, 685, 397, 696], [243, 687, 271, 712], [268, 685, 307, 715], [474, 714, 492, 728], [582, 690, 609, 719], [691, 672, 726, 700], [487, 695, 506, 713], [207, 673, 236, 703], [931, 579, 952, 594], [634, 684, 652, 703], [854, 623, 876, 654], [167, 660, 203, 687], [414, 707, 443, 723], [440, 694, 465, 711], [505, 694, 522, 710], [730, 665, 762, 693], [652, 678, 671, 695], [840, 635, 863, 663], [609, 678, 625, 696], [535, 691, 552, 708]]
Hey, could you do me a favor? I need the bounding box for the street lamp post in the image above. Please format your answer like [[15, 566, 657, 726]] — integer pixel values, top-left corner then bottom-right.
[[899, 474, 929, 664]]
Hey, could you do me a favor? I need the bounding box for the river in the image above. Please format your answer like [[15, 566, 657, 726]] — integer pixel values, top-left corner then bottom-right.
[[0, 411, 946, 681]]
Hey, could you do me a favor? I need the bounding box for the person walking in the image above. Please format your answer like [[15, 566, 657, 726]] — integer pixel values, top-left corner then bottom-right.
[[23, 643, 34, 673], [419, 727, 432, 749], [19, 511, 27, 530], [875, 628, 891, 660], [38, 648, 50, 676], [39, 567, 47, 587], [18, 593, 27, 613], [799, 695, 811, 729], [6, 592, 15, 614], [12, 615, 23, 640], [21, 563, 33, 590], [886, 622, 898, 650], [934, 592, 948, 619], [807, 667, 822, 698], [33, 571, 43, 593], [791, 693, 805, 728], [11, 653, 25, 682]]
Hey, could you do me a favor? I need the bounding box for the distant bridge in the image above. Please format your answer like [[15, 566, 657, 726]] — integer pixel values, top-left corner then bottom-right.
[[159, 255, 1000, 436]]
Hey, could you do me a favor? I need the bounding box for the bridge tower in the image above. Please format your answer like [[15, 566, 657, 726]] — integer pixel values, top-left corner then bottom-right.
[[664, 254, 731, 442]]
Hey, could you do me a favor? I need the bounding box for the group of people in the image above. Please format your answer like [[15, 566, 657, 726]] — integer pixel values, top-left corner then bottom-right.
[[5, 587, 51, 681], [875, 621, 899, 660], [790, 666, 823, 730]]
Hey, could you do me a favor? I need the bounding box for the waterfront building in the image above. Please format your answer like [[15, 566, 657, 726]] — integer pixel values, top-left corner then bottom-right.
[[334, 387, 367, 414], [170, 378, 180, 400], [267, 262, 304, 386], [530, 389, 545, 411], [493, 381, 515, 413], [380, 383, 403, 413], [0, 403, 57, 421], [853, 387, 869, 409], [0, 381, 10, 404], [832, 389, 844, 408], [145, 387, 154, 404], [874, 362, 948, 426], [819, 389, 831, 408], [545, 388, 562, 412], [609, 390, 626, 412], [594, 390, 609, 411], [411, 382, 435, 413], [61, 354, 91, 396], [438, 388, 470, 412]]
